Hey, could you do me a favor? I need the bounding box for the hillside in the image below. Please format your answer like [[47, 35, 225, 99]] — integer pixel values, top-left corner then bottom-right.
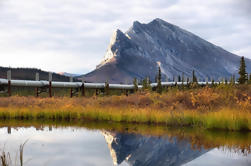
[[0, 67, 72, 81]]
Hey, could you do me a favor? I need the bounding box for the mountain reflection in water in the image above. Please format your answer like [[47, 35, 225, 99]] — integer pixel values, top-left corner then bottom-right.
[[0, 126, 250, 166], [102, 131, 208, 166]]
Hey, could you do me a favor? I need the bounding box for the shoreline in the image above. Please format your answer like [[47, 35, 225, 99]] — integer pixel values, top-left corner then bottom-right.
[[0, 85, 250, 131], [0, 120, 250, 153], [0, 107, 250, 131]]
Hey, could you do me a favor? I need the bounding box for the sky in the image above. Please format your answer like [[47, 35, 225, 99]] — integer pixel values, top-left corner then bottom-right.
[[0, 0, 251, 74]]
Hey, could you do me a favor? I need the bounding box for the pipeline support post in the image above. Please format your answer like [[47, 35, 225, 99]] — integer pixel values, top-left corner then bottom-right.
[[70, 88, 73, 98], [36, 88, 38, 97], [7, 127, 11, 134], [69, 77, 79, 97], [35, 72, 39, 97], [70, 77, 73, 98], [7, 70, 11, 96], [36, 72, 52, 97], [81, 78, 85, 97], [105, 81, 109, 96], [49, 72, 52, 97]]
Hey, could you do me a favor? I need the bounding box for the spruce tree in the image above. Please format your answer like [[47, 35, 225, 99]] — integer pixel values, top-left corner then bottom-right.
[[182, 73, 184, 83], [146, 76, 150, 85], [249, 74, 251, 84], [238, 56, 248, 84], [225, 77, 228, 85], [133, 78, 138, 92], [146, 76, 151, 90], [192, 70, 197, 83], [105, 81, 109, 95], [142, 77, 151, 91], [156, 67, 162, 94], [142, 78, 147, 90], [230, 75, 234, 85]]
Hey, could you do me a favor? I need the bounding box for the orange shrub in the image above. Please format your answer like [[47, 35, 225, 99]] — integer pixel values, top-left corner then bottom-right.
[[190, 87, 221, 110]]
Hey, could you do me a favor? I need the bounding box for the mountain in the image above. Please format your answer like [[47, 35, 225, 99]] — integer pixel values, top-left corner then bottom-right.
[[58, 72, 80, 78], [102, 131, 208, 166], [0, 67, 72, 81], [83, 18, 251, 83]]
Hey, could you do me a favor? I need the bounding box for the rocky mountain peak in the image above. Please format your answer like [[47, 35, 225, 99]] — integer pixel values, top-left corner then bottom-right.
[[83, 18, 251, 83], [98, 29, 130, 68], [150, 18, 169, 25]]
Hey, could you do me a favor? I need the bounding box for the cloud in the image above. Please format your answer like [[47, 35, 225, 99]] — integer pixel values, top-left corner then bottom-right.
[[0, 0, 250, 74], [0, 127, 114, 166]]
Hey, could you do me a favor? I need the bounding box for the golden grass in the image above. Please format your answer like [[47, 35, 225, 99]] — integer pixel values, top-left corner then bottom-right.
[[0, 85, 250, 131]]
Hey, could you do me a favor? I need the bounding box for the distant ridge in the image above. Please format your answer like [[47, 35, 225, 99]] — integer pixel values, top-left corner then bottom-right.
[[58, 72, 80, 78], [0, 67, 72, 81], [82, 18, 251, 83]]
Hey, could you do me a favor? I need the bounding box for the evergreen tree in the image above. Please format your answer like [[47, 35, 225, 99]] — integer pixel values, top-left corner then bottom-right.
[[233, 75, 236, 84], [212, 79, 215, 86], [238, 56, 248, 84], [133, 78, 138, 92], [146, 76, 150, 85], [182, 73, 184, 83], [192, 70, 197, 83], [221, 77, 225, 84], [230, 75, 234, 85], [105, 81, 109, 95], [249, 74, 251, 84], [142, 78, 147, 90], [156, 67, 162, 94], [225, 77, 228, 85], [142, 77, 151, 90]]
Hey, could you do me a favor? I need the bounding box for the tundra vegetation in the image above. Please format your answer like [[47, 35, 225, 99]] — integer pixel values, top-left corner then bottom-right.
[[0, 57, 250, 131], [0, 83, 250, 131]]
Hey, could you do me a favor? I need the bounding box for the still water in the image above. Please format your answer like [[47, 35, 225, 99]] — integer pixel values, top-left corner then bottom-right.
[[0, 126, 250, 166]]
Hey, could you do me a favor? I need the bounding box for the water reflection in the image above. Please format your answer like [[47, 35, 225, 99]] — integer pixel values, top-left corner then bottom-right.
[[102, 131, 208, 166], [0, 126, 250, 166]]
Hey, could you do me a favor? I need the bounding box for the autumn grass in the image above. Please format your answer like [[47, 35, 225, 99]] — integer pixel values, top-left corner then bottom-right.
[[0, 84, 250, 131]]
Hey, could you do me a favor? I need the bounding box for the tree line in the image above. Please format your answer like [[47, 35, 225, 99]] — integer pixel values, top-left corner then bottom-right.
[[135, 56, 251, 94]]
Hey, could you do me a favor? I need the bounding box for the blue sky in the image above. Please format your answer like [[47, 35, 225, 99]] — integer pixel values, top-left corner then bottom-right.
[[0, 0, 251, 74]]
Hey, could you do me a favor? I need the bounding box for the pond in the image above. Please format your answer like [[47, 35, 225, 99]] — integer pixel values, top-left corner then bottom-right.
[[0, 123, 250, 166]]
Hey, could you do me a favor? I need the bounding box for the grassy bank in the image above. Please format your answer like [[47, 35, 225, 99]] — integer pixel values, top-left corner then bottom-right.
[[0, 84, 250, 131]]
